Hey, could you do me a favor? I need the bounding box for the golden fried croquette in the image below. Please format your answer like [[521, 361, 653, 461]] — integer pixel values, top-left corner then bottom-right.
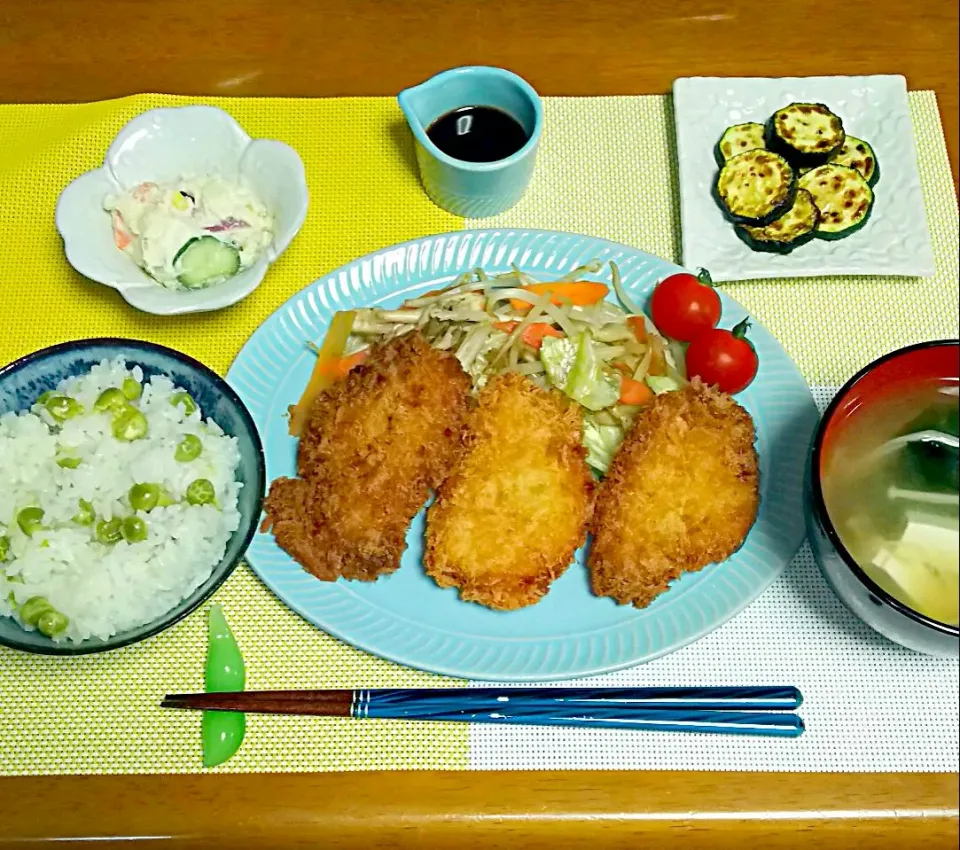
[[264, 332, 472, 582], [589, 379, 759, 608], [424, 372, 594, 610]]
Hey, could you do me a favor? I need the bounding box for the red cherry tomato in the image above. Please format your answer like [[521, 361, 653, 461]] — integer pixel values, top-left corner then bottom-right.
[[685, 318, 759, 394], [650, 268, 722, 342]]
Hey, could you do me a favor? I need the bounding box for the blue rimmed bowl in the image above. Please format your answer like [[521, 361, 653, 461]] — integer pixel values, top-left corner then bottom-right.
[[0, 338, 265, 655]]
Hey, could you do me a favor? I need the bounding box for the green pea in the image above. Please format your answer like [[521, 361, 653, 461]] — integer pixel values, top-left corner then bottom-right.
[[5, 575, 23, 608], [0, 536, 10, 562], [185, 478, 216, 507], [120, 516, 148, 543], [19, 596, 53, 628], [36, 390, 58, 405], [16, 507, 44, 537], [122, 377, 142, 400], [175, 433, 203, 462], [129, 483, 160, 512], [170, 391, 197, 416], [44, 395, 84, 421], [94, 387, 127, 413], [37, 609, 69, 637], [72, 499, 96, 526], [112, 406, 149, 441], [56, 452, 82, 469], [157, 488, 176, 508], [95, 517, 123, 545]]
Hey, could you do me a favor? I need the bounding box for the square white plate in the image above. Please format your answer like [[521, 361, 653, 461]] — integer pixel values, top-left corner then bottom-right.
[[672, 75, 935, 282]]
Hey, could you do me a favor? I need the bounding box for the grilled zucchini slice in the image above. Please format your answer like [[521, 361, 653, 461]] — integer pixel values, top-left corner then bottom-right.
[[799, 164, 874, 240], [714, 122, 766, 166], [736, 188, 820, 254], [830, 135, 879, 187], [714, 149, 796, 225], [766, 103, 846, 168]]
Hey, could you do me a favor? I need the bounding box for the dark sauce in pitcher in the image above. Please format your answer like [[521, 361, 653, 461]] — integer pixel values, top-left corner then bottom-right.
[[426, 106, 529, 163]]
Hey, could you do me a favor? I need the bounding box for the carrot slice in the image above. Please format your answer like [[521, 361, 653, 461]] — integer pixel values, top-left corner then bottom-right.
[[627, 316, 648, 343], [317, 349, 368, 381], [509, 282, 609, 311], [111, 211, 133, 250], [288, 310, 356, 437], [619, 376, 654, 406], [521, 323, 564, 350], [493, 321, 564, 351]]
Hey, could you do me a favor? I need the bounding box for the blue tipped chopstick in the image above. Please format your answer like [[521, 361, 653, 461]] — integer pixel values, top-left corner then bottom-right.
[[350, 685, 803, 712], [162, 685, 804, 738]]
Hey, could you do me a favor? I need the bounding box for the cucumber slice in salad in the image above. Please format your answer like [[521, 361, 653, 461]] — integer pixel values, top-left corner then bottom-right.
[[174, 236, 241, 288]]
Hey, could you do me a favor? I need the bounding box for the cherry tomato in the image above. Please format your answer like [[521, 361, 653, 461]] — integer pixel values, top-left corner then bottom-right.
[[685, 318, 759, 394], [650, 268, 722, 342]]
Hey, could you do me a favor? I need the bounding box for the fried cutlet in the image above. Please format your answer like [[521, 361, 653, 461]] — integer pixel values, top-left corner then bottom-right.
[[589, 379, 759, 608], [424, 372, 594, 610], [264, 332, 472, 582]]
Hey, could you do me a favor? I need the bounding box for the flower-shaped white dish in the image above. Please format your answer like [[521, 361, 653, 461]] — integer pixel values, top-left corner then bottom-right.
[[673, 75, 935, 282], [55, 106, 308, 315]]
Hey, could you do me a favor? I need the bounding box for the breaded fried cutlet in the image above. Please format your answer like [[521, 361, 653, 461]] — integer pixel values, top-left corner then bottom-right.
[[264, 332, 472, 582], [589, 379, 759, 608], [424, 372, 594, 610]]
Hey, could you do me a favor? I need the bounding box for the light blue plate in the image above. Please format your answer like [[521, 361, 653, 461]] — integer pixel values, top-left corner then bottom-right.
[[227, 230, 818, 681]]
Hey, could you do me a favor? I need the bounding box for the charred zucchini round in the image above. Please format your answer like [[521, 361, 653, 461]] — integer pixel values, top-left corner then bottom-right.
[[830, 135, 879, 187], [766, 103, 846, 168], [735, 188, 820, 254], [714, 149, 797, 226], [714, 122, 766, 166], [799, 164, 874, 240]]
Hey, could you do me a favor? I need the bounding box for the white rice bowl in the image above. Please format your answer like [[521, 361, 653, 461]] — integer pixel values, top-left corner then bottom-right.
[[0, 357, 242, 642]]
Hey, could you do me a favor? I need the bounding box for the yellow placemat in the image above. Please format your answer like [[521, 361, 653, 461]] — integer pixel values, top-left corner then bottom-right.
[[0, 95, 467, 775], [0, 92, 956, 776]]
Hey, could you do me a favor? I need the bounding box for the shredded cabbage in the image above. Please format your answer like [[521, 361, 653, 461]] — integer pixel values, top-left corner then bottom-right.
[[540, 336, 578, 389], [563, 334, 620, 412], [647, 375, 684, 395], [583, 421, 625, 474]]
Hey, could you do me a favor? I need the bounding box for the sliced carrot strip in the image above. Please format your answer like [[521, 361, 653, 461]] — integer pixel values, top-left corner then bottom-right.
[[627, 316, 648, 343], [520, 323, 564, 350], [288, 310, 356, 437], [619, 376, 655, 406], [111, 211, 133, 250], [493, 321, 564, 351], [131, 181, 157, 201], [317, 350, 368, 380], [509, 281, 609, 311]]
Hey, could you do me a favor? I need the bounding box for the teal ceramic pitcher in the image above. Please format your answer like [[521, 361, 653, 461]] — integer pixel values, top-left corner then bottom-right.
[[398, 66, 543, 217]]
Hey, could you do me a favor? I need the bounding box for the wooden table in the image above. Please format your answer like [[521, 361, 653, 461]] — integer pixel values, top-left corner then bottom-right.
[[0, 1, 957, 847]]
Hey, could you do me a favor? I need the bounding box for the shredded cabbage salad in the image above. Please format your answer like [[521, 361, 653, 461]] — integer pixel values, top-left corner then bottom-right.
[[342, 261, 687, 474]]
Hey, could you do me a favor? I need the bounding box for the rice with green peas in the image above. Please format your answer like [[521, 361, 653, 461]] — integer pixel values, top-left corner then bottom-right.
[[0, 358, 242, 643]]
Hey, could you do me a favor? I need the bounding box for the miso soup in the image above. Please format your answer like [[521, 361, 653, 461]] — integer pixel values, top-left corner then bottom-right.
[[821, 381, 959, 626]]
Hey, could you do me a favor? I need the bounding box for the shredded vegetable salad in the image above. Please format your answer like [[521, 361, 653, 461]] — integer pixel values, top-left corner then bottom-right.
[[296, 261, 688, 474]]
